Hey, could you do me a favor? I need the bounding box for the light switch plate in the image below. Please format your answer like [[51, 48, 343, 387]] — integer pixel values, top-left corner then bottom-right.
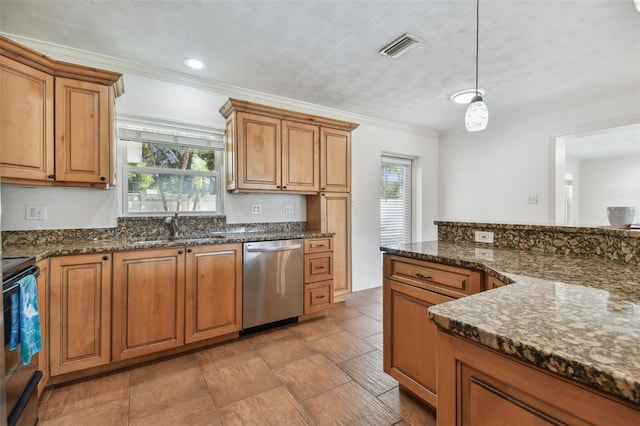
[[26, 204, 47, 220], [285, 204, 294, 215]]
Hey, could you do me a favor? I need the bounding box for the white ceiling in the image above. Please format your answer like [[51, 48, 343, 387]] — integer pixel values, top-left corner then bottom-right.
[[1, 1, 639, 132], [564, 123, 640, 160]]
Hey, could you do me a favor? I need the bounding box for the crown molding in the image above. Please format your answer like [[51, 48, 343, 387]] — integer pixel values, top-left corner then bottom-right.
[[1, 33, 439, 138]]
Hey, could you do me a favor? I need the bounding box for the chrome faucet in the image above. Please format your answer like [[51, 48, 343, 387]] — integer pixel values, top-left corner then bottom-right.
[[164, 212, 179, 238]]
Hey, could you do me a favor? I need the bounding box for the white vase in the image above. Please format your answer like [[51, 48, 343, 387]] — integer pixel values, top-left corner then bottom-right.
[[606, 206, 636, 228]]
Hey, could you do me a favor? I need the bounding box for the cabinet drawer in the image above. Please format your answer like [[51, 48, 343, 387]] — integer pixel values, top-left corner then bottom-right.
[[304, 237, 333, 253], [304, 251, 334, 283], [384, 255, 481, 298], [304, 280, 333, 314]]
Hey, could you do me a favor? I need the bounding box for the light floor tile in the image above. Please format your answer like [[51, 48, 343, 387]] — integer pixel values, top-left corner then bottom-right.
[[204, 356, 281, 408], [274, 353, 350, 402], [310, 331, 373, 364], [303, 381, 401, 426], [378, 386, 437, 426], [339, 350, 397, 396], [218, 386, 315, 426]]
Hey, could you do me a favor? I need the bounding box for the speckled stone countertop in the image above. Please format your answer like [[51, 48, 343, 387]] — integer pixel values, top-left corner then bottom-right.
[[381, 241, 640, 405], [3, 230, 331, 261]]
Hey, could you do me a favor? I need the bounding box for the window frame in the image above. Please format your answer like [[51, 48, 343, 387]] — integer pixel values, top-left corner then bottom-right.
[[380, 154, 414, 246], [117, 114, 225, 216]]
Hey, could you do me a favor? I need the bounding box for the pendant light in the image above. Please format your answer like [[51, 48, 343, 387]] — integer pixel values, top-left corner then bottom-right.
[[465, 0, 488, 132]]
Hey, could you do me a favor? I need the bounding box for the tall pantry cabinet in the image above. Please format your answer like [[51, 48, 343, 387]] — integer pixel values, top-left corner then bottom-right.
[[220, 99, 358, 301]]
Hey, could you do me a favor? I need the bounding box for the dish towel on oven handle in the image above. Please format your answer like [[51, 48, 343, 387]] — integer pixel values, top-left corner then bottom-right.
[[9, 274, 42, 365]]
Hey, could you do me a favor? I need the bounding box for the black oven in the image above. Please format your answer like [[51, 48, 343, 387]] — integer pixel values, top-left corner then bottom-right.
[[3, 256, 41, 426]]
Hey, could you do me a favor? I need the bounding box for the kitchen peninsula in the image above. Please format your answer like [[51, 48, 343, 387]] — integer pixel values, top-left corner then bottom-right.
[[382, 222, 640, 425]]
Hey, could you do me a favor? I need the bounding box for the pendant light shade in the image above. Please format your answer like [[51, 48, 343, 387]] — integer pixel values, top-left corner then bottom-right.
[[465, 94, 488, 132], [465, 0, 488, 132]]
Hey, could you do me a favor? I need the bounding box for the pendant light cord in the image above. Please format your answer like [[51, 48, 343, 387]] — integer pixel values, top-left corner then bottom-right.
[[475, 0, 480, 96]]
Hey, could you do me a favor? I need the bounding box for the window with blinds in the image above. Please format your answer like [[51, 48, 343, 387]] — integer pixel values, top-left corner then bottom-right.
[[117, 114, 225, 215], [380, 156, 412, 246]]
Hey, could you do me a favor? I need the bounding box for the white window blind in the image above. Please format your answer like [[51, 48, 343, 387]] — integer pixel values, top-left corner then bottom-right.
[[380, 156, 412, 246]]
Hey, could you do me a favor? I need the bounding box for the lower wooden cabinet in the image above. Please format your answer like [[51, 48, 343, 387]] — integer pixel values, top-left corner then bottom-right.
[[383, 253, 482, 409], [383, 277, 453, 408], [302, 237, 334, 317], [36, 258, 49, 396], [112, 248, 185, 361], [436, 330, 640, 425], [49, 254, 112, 376], [185, 244, 242, 343]]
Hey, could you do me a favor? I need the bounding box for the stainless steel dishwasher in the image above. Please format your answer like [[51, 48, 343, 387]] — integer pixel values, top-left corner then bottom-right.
[[243, 239, 304, 329]]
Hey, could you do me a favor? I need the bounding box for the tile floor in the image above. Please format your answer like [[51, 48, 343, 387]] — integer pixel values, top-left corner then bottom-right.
[[37, 287, 437, 425]]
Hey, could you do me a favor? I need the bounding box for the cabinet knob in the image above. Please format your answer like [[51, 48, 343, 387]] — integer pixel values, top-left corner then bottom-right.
[[102, 255, 109, 261], [178, 250, 184, 255], [48, 174, 55, 179], [276, 185, 281, 189], [282, 186, 287, 189], [187, 248, 193, 253], [100, 176, 106, 181]]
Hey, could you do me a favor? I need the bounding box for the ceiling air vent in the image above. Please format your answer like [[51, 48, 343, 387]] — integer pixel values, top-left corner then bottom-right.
[[379, 33, 423, 58]]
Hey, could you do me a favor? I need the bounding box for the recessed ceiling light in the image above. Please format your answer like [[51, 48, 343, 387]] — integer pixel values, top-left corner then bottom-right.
[[450, 89, 486, 104], [182, 58, 206, 70]]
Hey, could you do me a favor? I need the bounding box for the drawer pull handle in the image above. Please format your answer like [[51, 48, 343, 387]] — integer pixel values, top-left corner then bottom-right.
[[315, 266, 325, 270], [415, 273, 432, 280], [316, 295, 325, 299], [314, 244, 325, 248]]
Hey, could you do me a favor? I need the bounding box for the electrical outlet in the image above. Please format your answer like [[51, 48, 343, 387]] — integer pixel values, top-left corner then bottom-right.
[[285, 204, 294, 215], [26, 204, 47, 220], [474, 230, 494, 244], [527, 195, 538, 205], [251, 204, 262, 215], [474, 248, 494, 261]]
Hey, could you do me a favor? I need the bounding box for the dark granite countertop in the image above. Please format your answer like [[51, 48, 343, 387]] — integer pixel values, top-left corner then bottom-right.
[[3, 231, 332, 261], [381, 241, 640, 405]]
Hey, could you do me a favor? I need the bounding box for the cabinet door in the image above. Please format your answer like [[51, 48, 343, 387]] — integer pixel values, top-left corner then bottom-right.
[[55, 77, 110, 183], [0, 55, 54, 182], [49, 254, 111, 376], [185, 244, 242, 343], [112, 249, 185, 361], [282, 120, 319, 192], [320, 127, 351, 192], [437, 332, 640, 426], [383, 278, 453, 409], [36, 258, 49, 396], [236, 111, 281, 190]]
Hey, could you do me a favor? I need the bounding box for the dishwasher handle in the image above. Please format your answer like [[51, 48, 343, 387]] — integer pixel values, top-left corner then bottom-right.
[[245, 244, 302, 253]]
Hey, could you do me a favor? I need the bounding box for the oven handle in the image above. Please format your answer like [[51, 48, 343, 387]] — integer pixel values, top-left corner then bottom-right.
[[3, 265, 40, 297]]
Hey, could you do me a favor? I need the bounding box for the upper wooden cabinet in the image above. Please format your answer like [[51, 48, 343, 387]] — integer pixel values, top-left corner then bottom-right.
[[320, 127, 351, 193], [0, 55, 54, 181], [55, 78, 111, 184], [0, 36, 123, 188], [220, 98, 357, 194]]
